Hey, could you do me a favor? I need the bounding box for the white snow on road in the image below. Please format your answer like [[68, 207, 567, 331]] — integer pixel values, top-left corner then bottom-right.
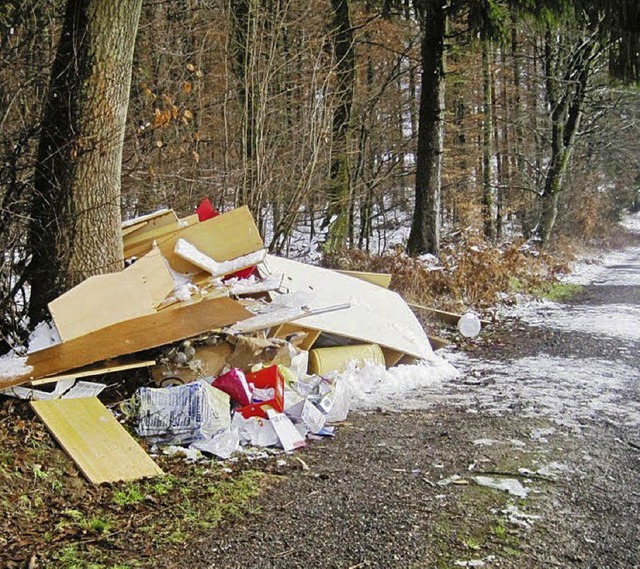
[[435, 352, 640, 429], [503, 301, 640, 342]]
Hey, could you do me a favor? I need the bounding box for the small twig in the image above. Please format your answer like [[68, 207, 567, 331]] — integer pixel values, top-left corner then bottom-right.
[[475, 470, 556, 483], [274, 548, 295, 558], [628, 441, 640, 452]]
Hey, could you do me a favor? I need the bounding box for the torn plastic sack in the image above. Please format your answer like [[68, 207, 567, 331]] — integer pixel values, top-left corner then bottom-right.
[[319, 378, 352, 423], [136, 380, 230, 446], [212, 368, 252, 406], [231, 413, 279, 447], [191, 428, 240, 460]]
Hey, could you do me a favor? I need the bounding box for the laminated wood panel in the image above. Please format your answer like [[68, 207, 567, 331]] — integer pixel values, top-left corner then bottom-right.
[[48, 249, 174, 341], [31, 397, 163, 484]]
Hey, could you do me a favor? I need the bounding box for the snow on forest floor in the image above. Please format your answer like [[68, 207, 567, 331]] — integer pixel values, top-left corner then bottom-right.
[[352, 212, 640, 435]]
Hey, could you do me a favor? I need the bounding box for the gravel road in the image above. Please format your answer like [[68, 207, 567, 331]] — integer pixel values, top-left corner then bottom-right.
[[181, 246, 640, 569]]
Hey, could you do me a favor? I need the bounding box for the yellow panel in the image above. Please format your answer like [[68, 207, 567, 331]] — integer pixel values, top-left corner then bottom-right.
[[335, 270, 392, 289], [48, 248, 174, 341], [308, 344, 385, 375], [31, 397, 163, 484]]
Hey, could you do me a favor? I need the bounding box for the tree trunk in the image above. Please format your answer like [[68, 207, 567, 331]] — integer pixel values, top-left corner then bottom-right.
[[27, 0, 142, 324], [482, 38, 496, 241], [324, 0, 355, 252], [538, 28, 598, 245], [407, 0, 446, 257]]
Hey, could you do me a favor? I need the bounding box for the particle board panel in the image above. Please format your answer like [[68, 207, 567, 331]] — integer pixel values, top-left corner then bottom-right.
[[121, 209, 178, 239], [0, 296, 252, 390], [31, 397, 163, 484], [269, 323, 321, 351], [123, 215, 199, 259], [157, 206, 264, 274], [408, 302, 490, 327], [48, 249, 175, 341], [262, 255, 433, 360], [334, 270, 392, 289], [380, 347, 405, 368], [29, 358, 156, 386]]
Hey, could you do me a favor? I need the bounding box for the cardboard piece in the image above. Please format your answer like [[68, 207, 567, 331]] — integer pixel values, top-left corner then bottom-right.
[[49, 248, 174, 341], [0, 296, 252, 390], [226, 334, 293, 370], [262, 255, 433, 360], [150, 343, 232, 387], [31, 397, 163, 484], [266, 408, 306, 452]]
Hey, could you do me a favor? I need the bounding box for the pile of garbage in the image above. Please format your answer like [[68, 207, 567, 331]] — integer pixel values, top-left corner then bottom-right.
[[0, 201, 472, 484]]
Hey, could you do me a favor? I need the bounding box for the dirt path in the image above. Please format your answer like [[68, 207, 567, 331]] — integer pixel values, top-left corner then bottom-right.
[[181, 246, 640, 569]]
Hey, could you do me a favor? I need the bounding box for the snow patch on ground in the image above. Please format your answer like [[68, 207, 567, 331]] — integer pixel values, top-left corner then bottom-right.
[[0, 355, 32, 380], [342, 356, 459, 411], [435, 352, 640, 429]]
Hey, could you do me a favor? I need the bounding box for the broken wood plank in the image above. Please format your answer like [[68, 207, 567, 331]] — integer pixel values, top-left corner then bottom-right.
[[408, 302, 490, 327], [31, 397, 163, 484], [380, 347, 405, 368], [121, 209, 178, 239], [48, 248, 175, 341], [125, 207, 264, 275], [123, 215, 199, 259], [0, 296, 252, 390], [270, 323, 321, 351], [428, 335, 450, 351], [29, 358, 156, 386], [159, 206, 264, 274], [335, 270, 392, 289]]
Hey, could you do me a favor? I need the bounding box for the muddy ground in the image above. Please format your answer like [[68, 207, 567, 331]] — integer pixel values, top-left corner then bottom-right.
[[2, 246, 639, 568]]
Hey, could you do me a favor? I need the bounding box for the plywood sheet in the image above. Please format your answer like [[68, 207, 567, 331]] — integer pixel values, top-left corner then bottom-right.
[[123, 207, 263, 275], [48, 249, 174, 341], [262, 256, 433, 360], [31, 397, 163, 484], [158, 206, 264, 274], [1, 296, 252, 390], [270, 323, 321, 351], [335, 270, 392, 289], [123, 216, 199, 259], [30, 358, 156, 386]]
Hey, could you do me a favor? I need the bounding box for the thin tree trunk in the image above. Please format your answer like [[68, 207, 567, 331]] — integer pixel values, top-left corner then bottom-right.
[[324, 0, 355, 252], [27, 0, 142, 323], [407, 0, 446, 257], [482, 38, 496, 240]]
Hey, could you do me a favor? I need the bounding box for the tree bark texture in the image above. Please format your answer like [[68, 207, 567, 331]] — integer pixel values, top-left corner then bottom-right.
[[482, 38, 496, 241], [27, 0, 142, 323], [324, 0, 355, 252], [407, 0, 446, 257]]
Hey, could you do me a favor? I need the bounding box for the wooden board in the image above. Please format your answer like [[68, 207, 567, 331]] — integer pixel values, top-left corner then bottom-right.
[[123, 215, 199, 259], [335, 270, 392, 289], [121, 209, 178, 238], [408, 302, 491, 327], [262, 256, 433, 360], [0, 296, 252, 390], [123, 208, 262, 274], [380, 347, 405, 368], [158, 206, 264, 274], [48, 249, 175, 341], [30, 358, 156, 386], [31, 397, 163, 484], [270, 323, 321, 351]]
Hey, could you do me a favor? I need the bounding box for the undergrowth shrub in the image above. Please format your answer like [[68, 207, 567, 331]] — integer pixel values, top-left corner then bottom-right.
[[324, 234, 571, 312]]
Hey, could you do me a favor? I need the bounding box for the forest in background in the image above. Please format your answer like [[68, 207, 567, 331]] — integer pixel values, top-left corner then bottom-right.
[[1, 0, 639, 347]]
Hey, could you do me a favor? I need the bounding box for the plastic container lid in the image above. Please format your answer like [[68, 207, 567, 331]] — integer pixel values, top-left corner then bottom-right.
[[458, 313, 482, 338]]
